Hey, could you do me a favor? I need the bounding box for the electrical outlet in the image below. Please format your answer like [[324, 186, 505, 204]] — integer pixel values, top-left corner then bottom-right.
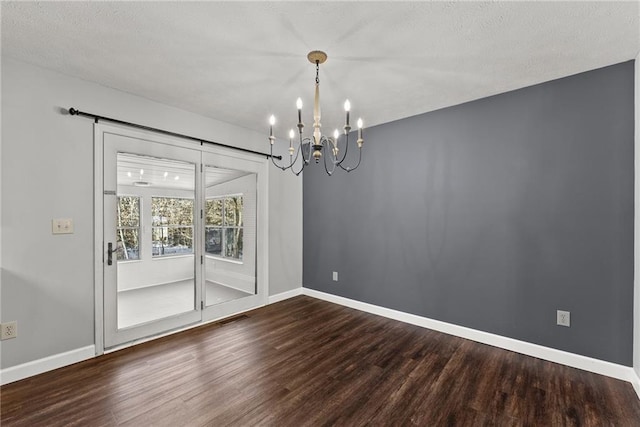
[[1, 321, 18, 340], [332, 271, 338, 281], [557, 310, 570, 327]]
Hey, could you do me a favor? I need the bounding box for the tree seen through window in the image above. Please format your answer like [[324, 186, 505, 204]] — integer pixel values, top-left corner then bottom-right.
[[116, 196, 140, 261], [205, 195, 243, 260], [151, 197, 194, 257]]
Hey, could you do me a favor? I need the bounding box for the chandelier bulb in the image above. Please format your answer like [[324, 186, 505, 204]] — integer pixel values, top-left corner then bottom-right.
[[269, 115, 276, 126], [333, 129, 339, 140], [289, 129, 295, 139], [296, 98, 303, 109], [344, 100, 351, 112], [357, 118, 363, 129]]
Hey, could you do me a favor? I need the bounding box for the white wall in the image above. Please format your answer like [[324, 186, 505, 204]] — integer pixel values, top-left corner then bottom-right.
[[0, 57, 302, 369], [269, 164, 303, 296], [119, 256, 194, 291]]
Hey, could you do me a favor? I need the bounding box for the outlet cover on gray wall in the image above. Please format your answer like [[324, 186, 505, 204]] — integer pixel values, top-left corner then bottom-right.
[[557, 310, 571, 327]]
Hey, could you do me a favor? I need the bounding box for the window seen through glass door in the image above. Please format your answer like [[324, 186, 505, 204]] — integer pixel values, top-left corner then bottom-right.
[[205, 195, 243, 260]]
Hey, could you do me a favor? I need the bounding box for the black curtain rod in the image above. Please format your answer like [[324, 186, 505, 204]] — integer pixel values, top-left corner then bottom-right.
[[67, 107, 281, 160]]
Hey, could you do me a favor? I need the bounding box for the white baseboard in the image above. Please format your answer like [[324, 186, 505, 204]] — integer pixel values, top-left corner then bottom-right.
[[302, 288, 639, 390], [1, 345, 95, 386], [631, 369, 640, 400], [268, 287, 303, 304]]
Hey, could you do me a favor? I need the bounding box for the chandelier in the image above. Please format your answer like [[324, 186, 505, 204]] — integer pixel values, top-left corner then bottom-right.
[[268, 50, 364, 176]]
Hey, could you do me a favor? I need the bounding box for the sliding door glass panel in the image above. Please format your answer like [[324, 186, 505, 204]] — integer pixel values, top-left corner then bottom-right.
[[204, 166, 257, 306], [116, 153, 196, 328]]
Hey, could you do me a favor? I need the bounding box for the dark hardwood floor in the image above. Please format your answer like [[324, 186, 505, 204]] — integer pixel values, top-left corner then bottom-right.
[[2, 296, 639, 426]]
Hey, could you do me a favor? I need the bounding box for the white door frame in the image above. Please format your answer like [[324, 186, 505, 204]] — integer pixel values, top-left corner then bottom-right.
[[94, 123, 269, 354]]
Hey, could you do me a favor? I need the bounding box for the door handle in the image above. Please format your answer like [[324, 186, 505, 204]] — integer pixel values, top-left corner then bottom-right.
[[107, 242, 115, 266]]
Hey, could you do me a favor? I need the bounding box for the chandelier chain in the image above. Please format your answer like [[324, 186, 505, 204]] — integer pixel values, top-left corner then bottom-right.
[[315, 61, 320, 85]]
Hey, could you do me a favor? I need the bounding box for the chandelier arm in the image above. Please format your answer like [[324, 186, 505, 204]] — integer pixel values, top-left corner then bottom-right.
[[320, 135, 332, 160], [287, 136, 304, 169], [301, 137, 313, 165], [322, 144, 338, 176], [290, 137, 311, 175], [275, 138, 308, 172], [290, 154, 307, 176], [271, 143, 298, 171], [334, 132, 350, 166], [272, 133, 313, 172], [323, 135, 340, 168], [327, 135, 342, 165], [337, 146, 362, 173], [270, 143, 289, 171], [273, 157, 293, 171]]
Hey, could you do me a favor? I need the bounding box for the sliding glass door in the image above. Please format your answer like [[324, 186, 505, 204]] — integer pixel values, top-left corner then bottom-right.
[[98, 125, 267, 350]]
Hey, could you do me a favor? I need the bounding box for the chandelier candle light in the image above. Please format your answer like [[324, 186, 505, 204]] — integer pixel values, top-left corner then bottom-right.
[[268, 50, 364, 176]]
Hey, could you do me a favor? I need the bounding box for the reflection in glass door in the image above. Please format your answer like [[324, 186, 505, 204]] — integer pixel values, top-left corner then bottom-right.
[[103, 130, 202, 349], [116, 153, 197, 328], [203, 166, 257, 307]]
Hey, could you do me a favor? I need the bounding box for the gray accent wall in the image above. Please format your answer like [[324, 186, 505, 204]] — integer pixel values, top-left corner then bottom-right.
[[304, 61, 635, 365]]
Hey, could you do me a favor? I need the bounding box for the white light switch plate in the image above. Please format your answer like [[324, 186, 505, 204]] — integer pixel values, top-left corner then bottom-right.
[[52, 218, 74, 234]]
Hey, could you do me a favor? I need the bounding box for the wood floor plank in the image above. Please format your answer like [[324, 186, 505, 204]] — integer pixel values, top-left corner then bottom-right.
[[2, 296, 639, 426]]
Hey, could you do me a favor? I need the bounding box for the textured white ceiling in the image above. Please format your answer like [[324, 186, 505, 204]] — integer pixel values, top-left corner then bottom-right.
[[2, 2, 639, 136]]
